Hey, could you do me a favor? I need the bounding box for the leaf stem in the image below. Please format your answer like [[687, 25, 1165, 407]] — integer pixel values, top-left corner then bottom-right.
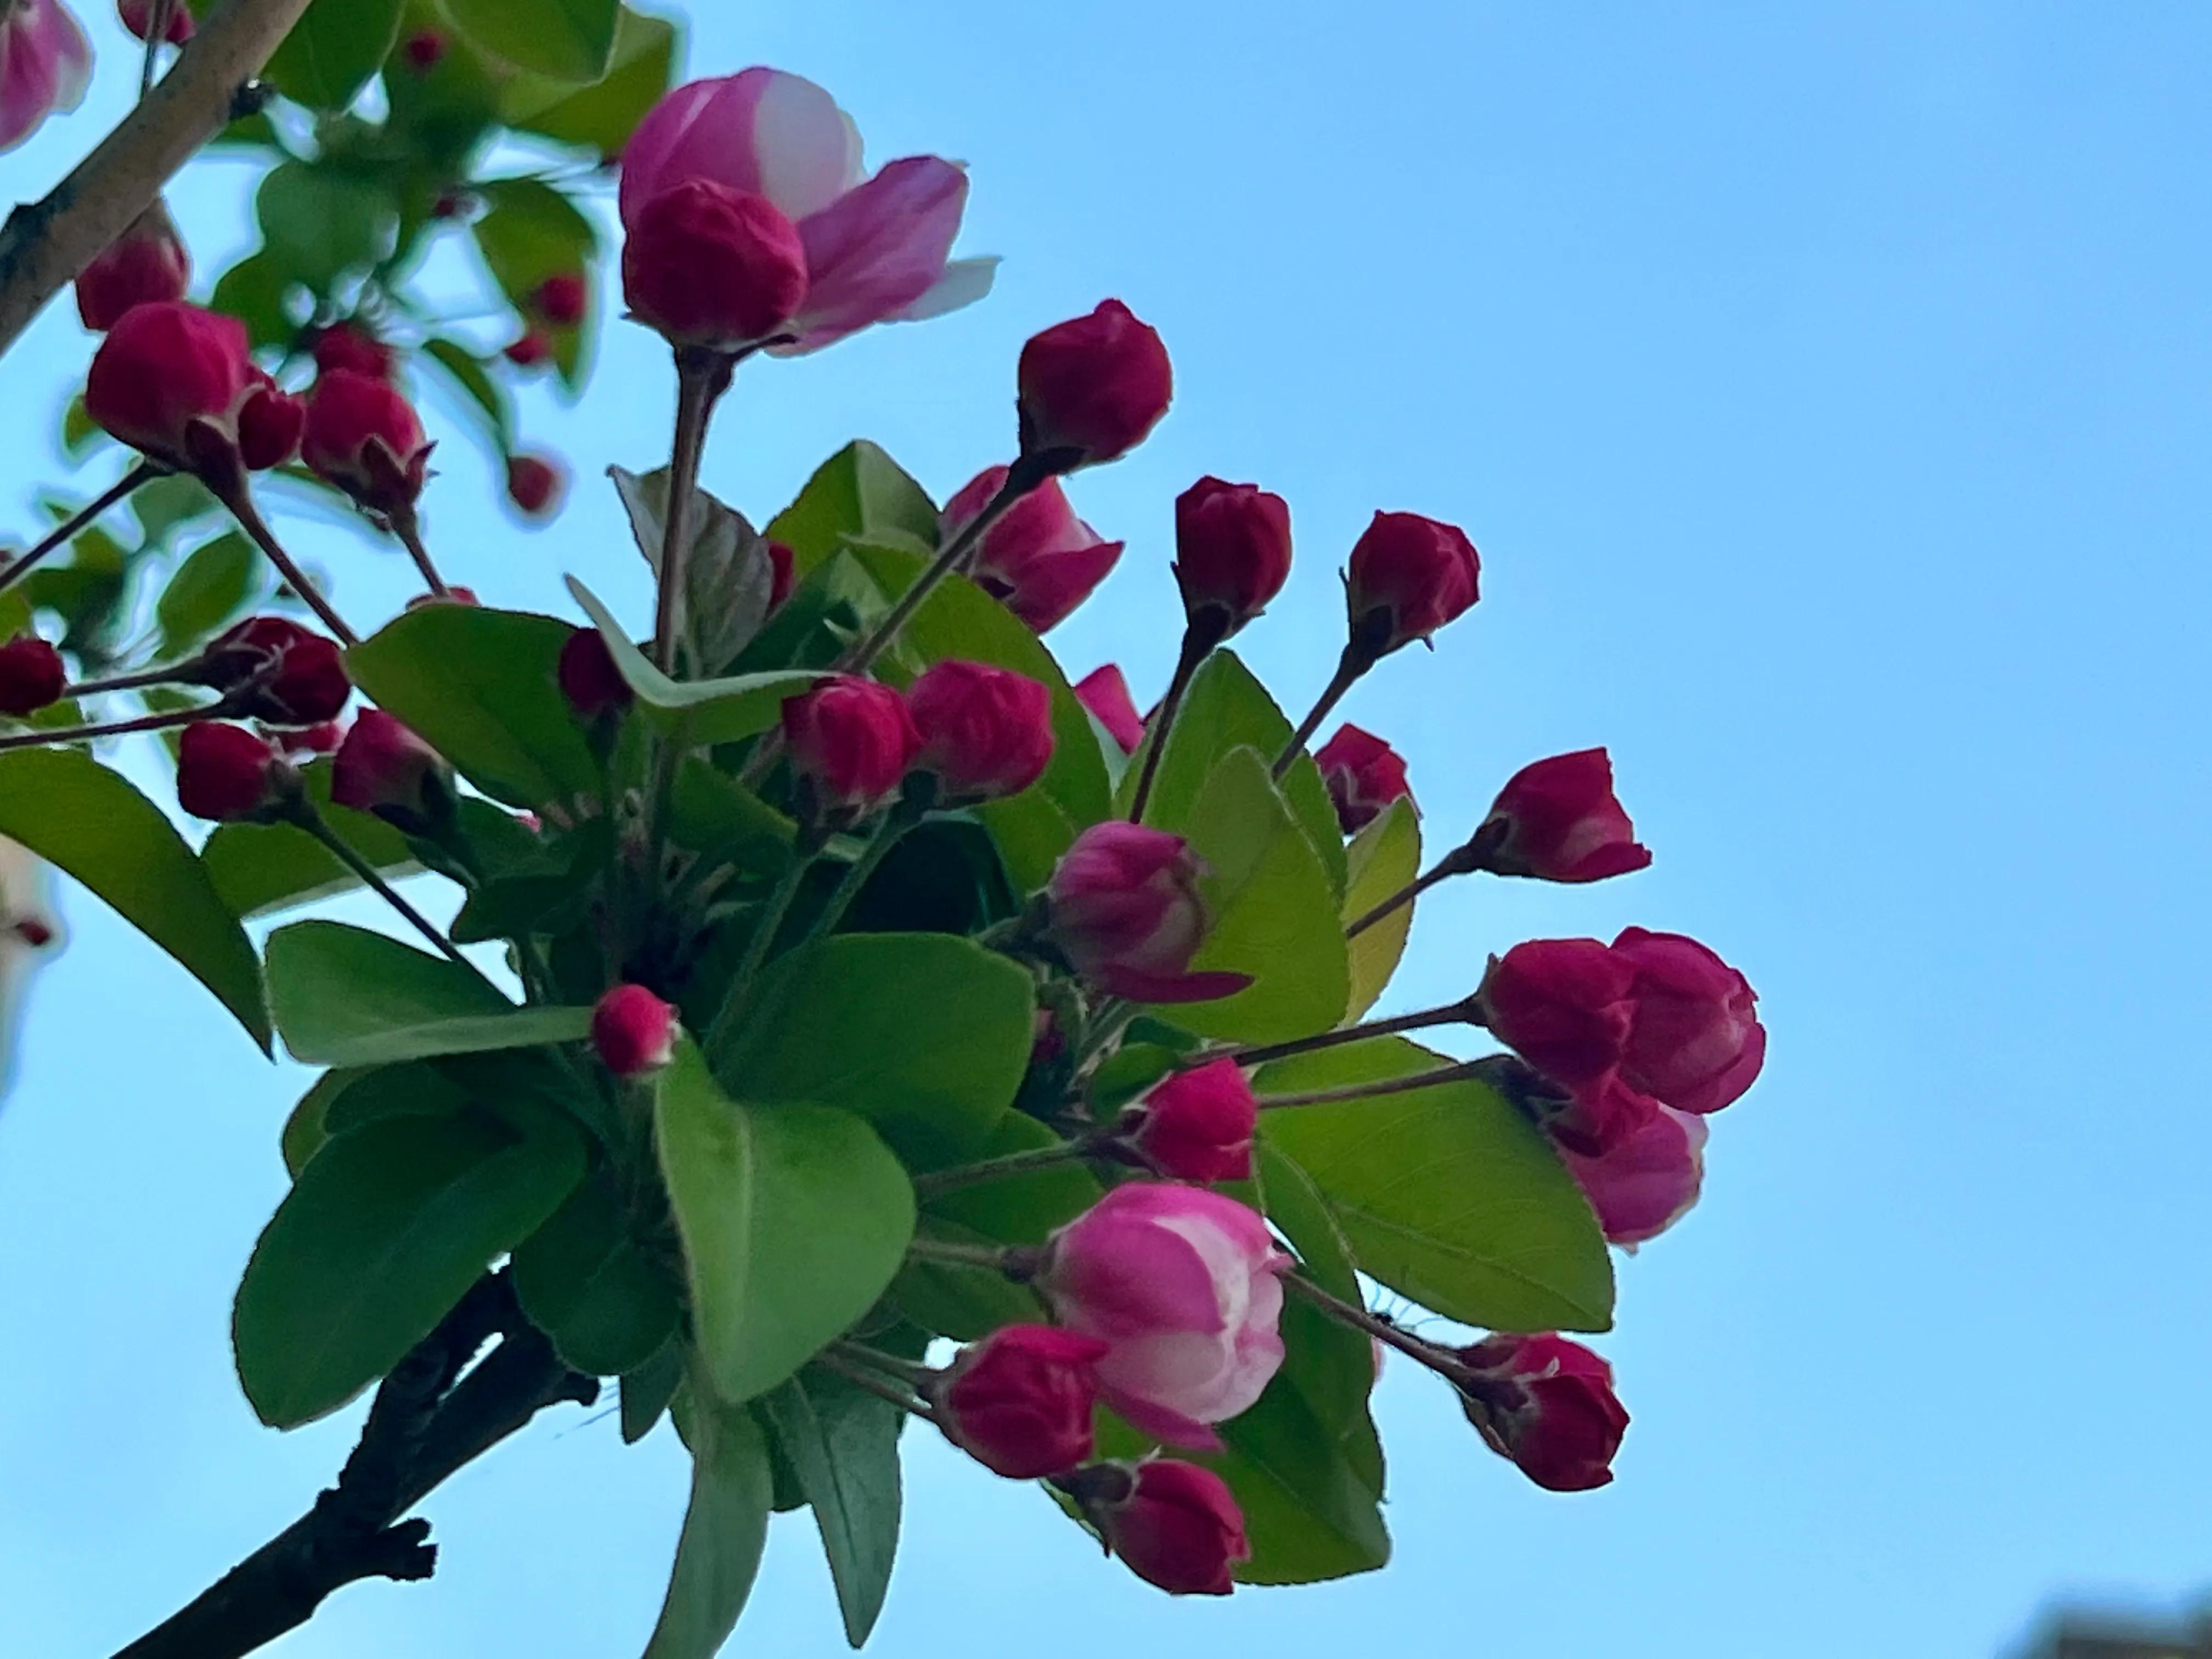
[[705, 836, 820, 1048], [811, 1348, 937, 1423], [1343, 823, 1502, 939], [911, 1138, 1096, 1199], [805, 801, 921, 942], [391, 510, 452, 600], [214, 478, 358, 645], [827, 1340, 934, 1387], [0, 462, 158, 594], [294, 807, 471, 969], [1255, 1055, 1500, 1111], [1278, 1271, 1469, 1380], [903, 1235, 1036, 1276]]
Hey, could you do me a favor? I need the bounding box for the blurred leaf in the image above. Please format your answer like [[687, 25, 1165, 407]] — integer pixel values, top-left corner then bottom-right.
[[642, 1390, 773, 1659], [422, 336, 514, 450], [445, 0, 620, 83], [209, 250, 298, 351], [265, 0, 403, 110], [471, 177, 596, 386], [60, 393, 102, 459], [1341, 796, 1419, 1022], [766, 442, 943, 577], [567, 577, 820, 746], [157, 530, 257, 652], [257, 163, 396, 293], [499, 5, 676, 154], [133, 474, 221, 551], [202, 760, 415, 917], [0, 750, 269, 1051], [514, 1175, 681, 1376], [232, 1108, 584, 1426], [761, 1369, 904, 1648]]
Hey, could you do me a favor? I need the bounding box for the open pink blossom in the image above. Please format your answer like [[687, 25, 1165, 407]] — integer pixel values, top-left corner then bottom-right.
[[0, 0, 89, 154], [1038, 1182, 1289, 1450], [619, 69, 995, 354], [944, 464, 1122, 632]]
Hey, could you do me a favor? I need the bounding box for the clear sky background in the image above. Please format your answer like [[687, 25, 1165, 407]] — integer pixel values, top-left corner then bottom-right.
[[2, 3, 2209, 1655]]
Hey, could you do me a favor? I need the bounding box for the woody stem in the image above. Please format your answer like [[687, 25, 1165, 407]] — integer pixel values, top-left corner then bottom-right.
[[0, 700, 215, 752], [217, 482, 358, 645], [0, 463, 159, 595]]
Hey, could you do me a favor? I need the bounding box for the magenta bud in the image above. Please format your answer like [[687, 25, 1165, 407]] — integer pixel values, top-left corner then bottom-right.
[[934, 1324, 1108, 1480], [591, 984, 678, 1078]]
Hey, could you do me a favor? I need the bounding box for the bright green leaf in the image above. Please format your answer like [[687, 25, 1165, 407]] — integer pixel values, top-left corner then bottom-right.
[[422, 336, 515, 449], [498, 5, 676, 154], [762, 1370, 904, 1647], [1254, 1141, 1374, 1442], [470, 177, 597, 385], [1342, 795, 1420, 1021], [157, 531, 258, 652], [264, 0, 402, 109], [568, 576, 820, 746], [1212, 1374, 1391, 1584], [642, 1391, 774, 1659], [445, 0, 620, 83], [513, 1175, 681, 1376], [256, 163, 394, 292], [766, 442, 943, 578]]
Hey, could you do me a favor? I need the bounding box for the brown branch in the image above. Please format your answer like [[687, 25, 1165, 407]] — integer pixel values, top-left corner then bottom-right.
[[0, 0, 316, 360]]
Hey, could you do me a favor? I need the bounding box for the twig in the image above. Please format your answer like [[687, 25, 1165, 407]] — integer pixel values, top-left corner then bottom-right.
[[0, 464, 159, 594]]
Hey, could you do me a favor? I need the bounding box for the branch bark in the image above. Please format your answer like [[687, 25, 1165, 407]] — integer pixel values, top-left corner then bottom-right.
[[0, 0, 315, 361], [112, 1274, 600, 1659]]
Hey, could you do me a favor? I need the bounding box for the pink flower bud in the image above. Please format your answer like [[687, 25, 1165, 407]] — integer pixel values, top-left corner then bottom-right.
[[188, 617, 351, 726], [177, 723, 296, 823], [765, 539, 795, 613], [238, 373, 304, 471], [1345, 510, 1481, 655], [944, 465, 1123, 634], [592, 983, 678, 1078], [74, 200, 190, 332], [506, 453, 565, 520], [310, 322, 393, 381], [1556, 1103, 1707, 1248], [398, 27, 444, 72], [622, 179, 809, 349], [906, 658, 1054, 802], [1455, 1333, 1628, 1492], [117, 0, 190, 44], [503, 331, 552, 368], [1046, 822, 1249, 1005], [1610, 927, 1765, 1115], [1096, 1460, 1250, 1596], [331, 709, 450, 833], [1313, 724, 1411, 835], [1477, 749, 1650, 883], [780, 674, 919, 816], [0, 0, 91, 154], [1173, 476, 1290, 636], [1476, 938, 1645, 1154], [557, 627, 631, 721], [0, 634, 64, 715], [1130, 1058, 1256, 1183], [85, 302, 251, 473], [532, 272, 587, 327], [1073, 664, 1143, 754], [1017, 300, 1172, 471], [934, 1324, 1108, 1479], [303, 371, 432, 518], [1039, 1182, 1288, 1448], [405, 586, 478, 610]]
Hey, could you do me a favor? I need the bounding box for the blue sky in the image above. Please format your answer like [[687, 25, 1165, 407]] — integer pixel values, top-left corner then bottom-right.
[[3, 3, 2209, 1655]]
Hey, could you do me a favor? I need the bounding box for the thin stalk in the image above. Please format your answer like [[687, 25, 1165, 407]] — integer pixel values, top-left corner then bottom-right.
[[828, 1340, 934, 1387], [1345, 861, 1458, 939], [62, 661, 194, 697], [296, 812, 470, 969], [1272, 642, 1368, 781], [138, 0, 173, 97], [0, 699, 212, 752], [706, 840, 819, 1045], [1216, 999, 1474, 1070], [217, 482, 358, 645], [0, 462, 157, 594], [1344, 823, 1501, 939], [812, 1349, 937, 1422], [1125, 622, 1216, 824], [904, 1236, 1018, 1272], [392, 512, 452, 599], [806, 804, 919, 941], [912, 1138, 1096, 1199], [838, 459, 1043, 677], [652, 352, 725, 674], [1256, 1055, 1496, 1111], [1280, 1271, 1466, 1378]]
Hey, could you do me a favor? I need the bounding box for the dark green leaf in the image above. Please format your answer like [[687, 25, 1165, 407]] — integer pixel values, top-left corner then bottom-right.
[[642, 1390, 774, 1659], [568, 576, 820, 746], [256, 162, 395, 292], [60, 393, 103, 458], [0, 750, 268, 1051], [232, 1109, 584, 1426], [514, 1176, 681, 1376], [622, 1336, 685, 1443], [422, 336, 514, 450], [668, 761, 795, 876], [1342, 795, 1419, 1021], [498, 5, 676, 154], [202, 763, 414, 918], [156, 531, 258, 652], [766, 441, 943, 578], [762, 1370, 904, 1647], [471, 177, 596, 385], [445, 0, 620, 82], [280, 1068, 363, 1177], [264, 0, 403, 109], [131, 473, 220, 549], [208, 250, 298, 351]]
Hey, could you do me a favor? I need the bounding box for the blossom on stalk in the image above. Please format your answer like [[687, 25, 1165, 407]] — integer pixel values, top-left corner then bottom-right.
[[1173, 476, 1290, 637], [506, 453, 565, 519], [618, 69, 995, 353], [1128, 1058, 1256, 1183], [0, 0, 90, 154], [1037, 1182, 1288, 1448], [1475, 937, 1644, 1154], [1073, 664, 1144, 754], [331, 710, 451, 835], [1610, 927, 1765, 1115], [592, 984, 678, 1079], [176, 723, 296, 823], [944, 465, 1122, 633], [781, 674, 919, 816], [1016, 300, 1172, 473], [1313, 724, 1410, 834], [187, 617, 350, 726], [85, 302, 257, 475], [0, 635, 64, 716], [75, 200, 189, 331], [557, 627, 631, 720], [1092, 1460, 1250, 1596], [1454, 1333, 1627, 1492], [1555, 1103, 1707, 1248], [621, 178, 809, 349], [1476, 748, 1650, 883], [907, 659, 1054, 802], [302, 371, 433, 520], [1045, 822, 1248, 1005], [1344, 510, 1480, 656], [934, 1324, 1107, 1480]]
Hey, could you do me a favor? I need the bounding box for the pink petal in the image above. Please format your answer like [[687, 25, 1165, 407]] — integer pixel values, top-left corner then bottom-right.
[[750, 69, 864, 219], [778, 156, 968, 353], [619, 75, 753, 224], [896, 255, 1000, 323], [1105, 1389, 1223, 1452], [0, 0, 91, 154]]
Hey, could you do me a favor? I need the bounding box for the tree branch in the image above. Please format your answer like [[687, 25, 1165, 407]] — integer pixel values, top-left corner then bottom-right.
[[112, 1274, 599, 1659], [0, 0, 315, 360]]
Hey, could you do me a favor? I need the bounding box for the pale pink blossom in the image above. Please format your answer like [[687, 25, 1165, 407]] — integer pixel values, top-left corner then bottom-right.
[[0, 0, 89, 154]]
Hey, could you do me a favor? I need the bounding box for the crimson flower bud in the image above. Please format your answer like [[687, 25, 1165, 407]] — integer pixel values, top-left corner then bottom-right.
[[0, 635, 65, 716], [934, 1324, 1108, 1480], [622, 178, 809, 349], [1476, 748, 1650, 883], [1130, 1057, 1256, 1183], [1475, 938, 1645, 1154], [944, 465, 1123, 633], [1555, 1103, 1707, 1248], [906, 659, 1054, 802], [506, 453, 565, 520], [592, 983, 678, 1079], [74, 200, 190, 332], [1046, 822, 1249, 1005], [1610, 927, 1765, 1116], [309, 321, 393, 381], [188, 617, 351, 726], [331, 709, 452, 834], [503, 331, 552, 368], [405, 586, 478, 610], [765, 540, 794, 614], [1173, 476, 1290, 637], [1313, 724, 1411, 835], [1016, 299, 1172, 472], [532, 272, 587, 327], [1454, 1333, 1628, 1492], [85, 301, 251, 473], [177, 723, 296, 823], [1073, 665, 1143, 754], [303, 370, 432, 518], [399, 28, 445, 72], [265, 718, 343, 757], [117, 0, 191, 44], [238, 374, 304, 471], [556, 627, 631, 721], [1095, 1460, 1250, 1596], [1344, 510, 1481, 656], [780, 674, 919, 817]]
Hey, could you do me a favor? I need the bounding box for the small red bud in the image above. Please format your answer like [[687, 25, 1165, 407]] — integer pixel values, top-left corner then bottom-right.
[[506, 453, 565, 520], [1313, 724, 1412, 835], [399, 27, 445, 73], [556, 627, 631, 721], [331, 709, 451, 834], [117, 0, 191, 45], [532, 272, 586, 327], [309, 322, 393, 382], [934, 1324, 1108, 1480], [188, 617, 351, 726], [503, 331, 552, 368], [0, 635, 65, 716], [765, 539, 794, 614], [906, 659, 1054, 802], [303, 371, 432, 518], [1016, 300, 1172, 472], [592, 983, 677, 1078], [1344, 510, 1481, 656], [780, 675, 919, 817], [1130, 1057, 1256, 1183], [1172, 476, 1291, 636], [74, 199, 190, 332], [177, 723, 296, 823]]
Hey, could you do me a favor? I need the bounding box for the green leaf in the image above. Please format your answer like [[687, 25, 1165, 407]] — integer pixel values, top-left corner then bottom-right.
[[655, 1045, 917, 1404], [1211, 1374, 1391, 1584], [1158, 745, 1350, 1043], [264, 0, 403, 109], [1253, 1141, 1374, 1442], [0, 750, 268, 1051], [513, 1175, 681, 1376], [498, 5, 676, 154], [201, 759, 415, 918], [282, 1060, 481, 1176], [705, 933, 1034, 1166], [1122, 650, 1345, 898], [208, 250, 297, 352], [256, 163, 395, 292], [280, 1068, 362, 1177], [622, 1336, 684, 1443], [611, 466, 777, 677], [762, 1370, 905, 1648], [1257, 1036, 1614, 1332], [422, 336, 515, 450], [346, 604, 602, 809], [233, 1109, 584, 1426], [131, 473, 220, 549], [1342, 795, 1420, 1021], [470, 177, 597, 385], [156, 531, 258, 652], [266, 919, 591, 1066], [60, 393, 103, 458], [668, 761, 795, 876], [642, 1392, 774, 1659], [568, 577, 820, 746], [766, 442, 943, 578], [445, 0, 620, 82]]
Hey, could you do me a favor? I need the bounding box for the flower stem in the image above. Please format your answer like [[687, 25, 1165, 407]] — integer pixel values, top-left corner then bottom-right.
[[1344, 823, 1502, 939], [904, 1236, 1026, 1273], [1255, 1055, 1498, 1111], [1272, 641, 1367, 781], [294, 808, 471, 969], [216, 479, 358, 645], [0, 699, 213, 752], [391, 510, 451, 600], [811, 1348, 938, 1422], [652, 348, 730, 675], [1125, 619, 1218, 825], [806, 802, 921, 942], [63, 661, 195, 697], [0, 462, 159, 595], [912, 1138, 1096, 1199], [1215, 999, 1475, 1070], [1279, 1271, 1469, 1381], [828, 1340, 934, 1387], [702, 837, 820, 1052]]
